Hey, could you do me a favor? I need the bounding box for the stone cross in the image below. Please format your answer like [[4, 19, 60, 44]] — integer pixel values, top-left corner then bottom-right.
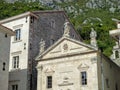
[[63, 21, 70, 37], [90, 28, 97, 47], [39, 38, 45, 54]]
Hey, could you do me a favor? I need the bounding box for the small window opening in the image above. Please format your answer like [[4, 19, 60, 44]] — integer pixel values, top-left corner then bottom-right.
[[81, 71, 87, 85], [5, 33, 7, 38], [31, 16, 34, 23], [47, 76, 52, 88], [26, 16, 28, 23], [3, 62, 6, 71], [30, 43, 32, 50], [12, 84, 18, 90]]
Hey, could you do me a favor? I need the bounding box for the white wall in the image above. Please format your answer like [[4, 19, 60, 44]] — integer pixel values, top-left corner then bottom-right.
[[2, 16, 30, 90], [0, 32, 11, 90]]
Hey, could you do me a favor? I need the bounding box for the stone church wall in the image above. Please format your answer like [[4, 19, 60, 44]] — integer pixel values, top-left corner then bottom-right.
[[97, 53, 120, 90], [37, 52, 99, 90], [0, 32, 11, 90], [28, 11, 81, 90]]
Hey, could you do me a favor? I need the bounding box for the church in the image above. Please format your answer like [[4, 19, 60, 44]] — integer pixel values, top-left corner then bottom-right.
[[0, 10, 120, 90], [36, 22, 120, 90]]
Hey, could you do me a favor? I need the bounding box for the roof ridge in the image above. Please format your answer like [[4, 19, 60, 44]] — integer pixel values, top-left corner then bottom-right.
[[0, 11, 38, 24], [0, 24, 15, 35]]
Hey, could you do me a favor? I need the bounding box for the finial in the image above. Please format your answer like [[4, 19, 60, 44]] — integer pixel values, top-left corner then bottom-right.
[[39, 38, 45, 54], [90, 28, 97, 47], [63, 21, 70, 37], [116, 42, 119, 46], [90, 28, 97, 38]]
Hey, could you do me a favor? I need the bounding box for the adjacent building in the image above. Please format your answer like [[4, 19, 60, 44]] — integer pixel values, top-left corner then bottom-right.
[[36, 27, 120, 90], [0, 24, 14, 90], [110, 22, 120, 66], [0, 11, 81, 90]]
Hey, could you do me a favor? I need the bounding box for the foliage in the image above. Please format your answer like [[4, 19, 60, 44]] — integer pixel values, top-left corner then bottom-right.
[[0, 0, 51, 20], [0, 0, 119, 57], [57, 1, 119, 57]]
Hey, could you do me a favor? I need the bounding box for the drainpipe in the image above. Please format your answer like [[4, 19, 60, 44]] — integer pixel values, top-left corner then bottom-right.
[[100, 50, 104, 90]]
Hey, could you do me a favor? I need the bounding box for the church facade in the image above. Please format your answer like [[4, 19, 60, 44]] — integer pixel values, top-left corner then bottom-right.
[[0, 10, 120, 90], [0, 11, 81, 90], [36, 24, 120, 90]]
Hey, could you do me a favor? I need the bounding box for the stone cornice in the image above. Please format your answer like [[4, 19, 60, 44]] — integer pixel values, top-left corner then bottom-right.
[[36, 37, 98, 61], [36, 50, 97, 62], [0, 24, 15, 35]]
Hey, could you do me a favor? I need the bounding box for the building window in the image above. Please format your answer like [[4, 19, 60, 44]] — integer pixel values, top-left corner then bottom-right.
[[73, 34, 75, 38], [5, 33, 7, 38], [13, 56, 19, 69], [50, 39, 55, 45], [81, 71, 87, 85], [47, 76, 52, 88], [30, 43, 32, 50], [51, 20, 55, 28], [15, 29, 21, 41], [12, 84, 18, 90], [3, 62, 6, 71], [30, 16, 34, 23]]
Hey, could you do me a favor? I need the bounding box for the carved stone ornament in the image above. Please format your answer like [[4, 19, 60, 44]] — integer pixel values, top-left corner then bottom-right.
[[91, 57, 97, 63], [90, 28, 97, 47], [77, 63, 89, 70], [39, 38, 45, 54], [63, 44, 68, 51], [36, 65, 43, 71], [44, 67, 55, 73], [63, 21, 70, 37], [90, 28, 97, 38]]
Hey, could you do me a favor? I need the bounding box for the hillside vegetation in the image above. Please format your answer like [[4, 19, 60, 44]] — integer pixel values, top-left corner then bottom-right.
[[1, 0, 120, 57], [0, 0, 51, 19], [56, 0, 120, 56]]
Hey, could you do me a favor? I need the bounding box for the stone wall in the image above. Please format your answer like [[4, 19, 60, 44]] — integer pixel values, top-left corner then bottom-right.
[[2, 16, 31, 90], [37, 52, 98, 90], [29, 11, 81, 90], [97, 53, 120, 90]]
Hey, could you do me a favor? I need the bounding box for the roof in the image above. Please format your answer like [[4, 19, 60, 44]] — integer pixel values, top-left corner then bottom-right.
[[0, 10, 65, 24], [36, 36, 98, 61], [0, 24, 15, 35], [0, 12, 38, 24], [32, 10, 65, 14], [32, 10, 82, 41], [0, 10, 82, 40], [109, 29, 120, 41]]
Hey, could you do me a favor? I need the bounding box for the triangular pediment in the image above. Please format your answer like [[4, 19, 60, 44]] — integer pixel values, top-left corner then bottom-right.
[[77, 63, 89, 70], [36, 37, 97, 60]]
